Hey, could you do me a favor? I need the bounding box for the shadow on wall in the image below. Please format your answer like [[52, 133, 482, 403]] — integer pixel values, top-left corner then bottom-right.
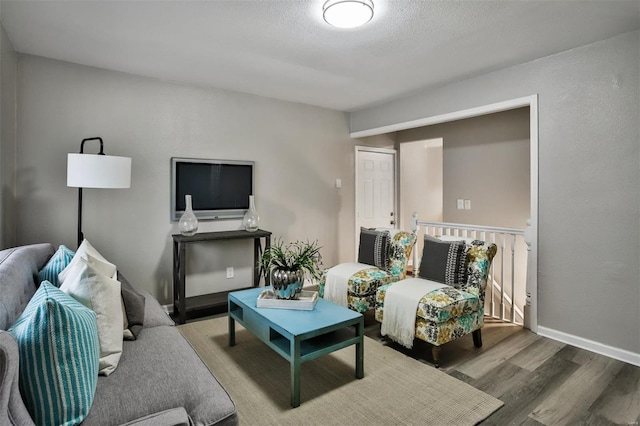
[[154, 229, 175, 304], [256, 141, 344, 266], [15, 166, 60, 247], [2, 186, 16, 248]]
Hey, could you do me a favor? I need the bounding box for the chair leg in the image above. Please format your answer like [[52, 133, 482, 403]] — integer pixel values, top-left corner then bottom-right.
[[472, 329, 482, 348], [431, 346, 441, 368]]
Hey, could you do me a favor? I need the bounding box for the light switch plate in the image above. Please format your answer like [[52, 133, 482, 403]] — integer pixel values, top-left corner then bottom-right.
[[464, 199, 471, 210], [457, 199, 465, 210]]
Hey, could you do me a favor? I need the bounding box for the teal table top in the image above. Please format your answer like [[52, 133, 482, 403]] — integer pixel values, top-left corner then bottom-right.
[[229, 286, 362, 336]]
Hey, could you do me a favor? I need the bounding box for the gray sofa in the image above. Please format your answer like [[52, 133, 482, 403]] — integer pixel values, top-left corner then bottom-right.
[[0, 243, 238, 426]]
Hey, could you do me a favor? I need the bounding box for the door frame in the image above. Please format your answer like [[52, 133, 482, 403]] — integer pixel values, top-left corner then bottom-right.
[[351, 95, 539, 333], [354, 146, 398, 258]]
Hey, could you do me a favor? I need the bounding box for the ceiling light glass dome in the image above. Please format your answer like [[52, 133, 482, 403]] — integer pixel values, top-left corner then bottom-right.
[[323, 0, 374, 29]]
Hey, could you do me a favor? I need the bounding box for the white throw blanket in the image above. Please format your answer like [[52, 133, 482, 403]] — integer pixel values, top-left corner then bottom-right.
[[324, 263, 370, 307], [381, 278, 448, 349]]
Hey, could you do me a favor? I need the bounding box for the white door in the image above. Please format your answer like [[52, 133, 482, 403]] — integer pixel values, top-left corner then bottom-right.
[[355, 147, 397, 256]]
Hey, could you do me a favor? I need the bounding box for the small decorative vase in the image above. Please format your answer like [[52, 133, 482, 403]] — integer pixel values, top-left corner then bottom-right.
[[271, 269, 304, 300], [179, 194, 198, 236], [243, 195, 260, 232]]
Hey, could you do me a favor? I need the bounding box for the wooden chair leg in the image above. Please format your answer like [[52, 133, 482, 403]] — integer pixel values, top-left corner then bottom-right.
[[472, 329, 482, 348], [431, 346, 441, 368]]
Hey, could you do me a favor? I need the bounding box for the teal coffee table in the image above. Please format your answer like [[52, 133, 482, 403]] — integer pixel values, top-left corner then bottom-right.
[[228, 287, 364, 407]]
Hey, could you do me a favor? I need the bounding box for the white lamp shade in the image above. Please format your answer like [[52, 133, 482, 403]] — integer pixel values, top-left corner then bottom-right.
[[323, 0, 374, 29], [67, 153, 131, 188]]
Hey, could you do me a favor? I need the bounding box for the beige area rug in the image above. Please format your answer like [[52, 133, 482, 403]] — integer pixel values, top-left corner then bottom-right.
[[179, 317, 503, 425]]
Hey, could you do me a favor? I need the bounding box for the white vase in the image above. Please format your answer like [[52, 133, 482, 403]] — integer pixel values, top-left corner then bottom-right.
[[179, 194, 198, 236], [242, 195, 260, 232]]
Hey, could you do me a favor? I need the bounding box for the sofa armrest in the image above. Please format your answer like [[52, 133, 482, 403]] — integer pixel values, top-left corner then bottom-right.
[[0, 331, 35, 426]]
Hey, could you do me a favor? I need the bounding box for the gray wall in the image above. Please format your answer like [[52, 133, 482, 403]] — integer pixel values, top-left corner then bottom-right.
[[351, 31, 640, 355], [0, 21, 17, 249], [14, 54, 357, 303], [397, 107, 530, 229], [399, 138, 443, 231]]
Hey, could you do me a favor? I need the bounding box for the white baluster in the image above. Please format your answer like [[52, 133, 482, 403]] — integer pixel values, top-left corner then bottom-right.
[[411, 212, 419, 274], [511, 233, 516, 323], [490, 232, 496, 319], [500, 233, 505, 321]]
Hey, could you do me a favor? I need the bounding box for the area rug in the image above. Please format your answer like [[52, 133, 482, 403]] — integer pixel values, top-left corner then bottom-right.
[[179, 316, 503, 425]]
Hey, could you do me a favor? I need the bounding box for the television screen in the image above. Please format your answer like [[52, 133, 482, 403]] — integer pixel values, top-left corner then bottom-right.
[[171, 157, 254, 221]]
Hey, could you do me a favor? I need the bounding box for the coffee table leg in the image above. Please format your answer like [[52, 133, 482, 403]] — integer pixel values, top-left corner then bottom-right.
[[356, 320, 364, 379], [291, 338, 301, 408], [229, 315, 236, 347]]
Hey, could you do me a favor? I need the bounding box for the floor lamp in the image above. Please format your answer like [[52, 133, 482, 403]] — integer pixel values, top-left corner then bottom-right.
[[67, 137, 132, 248]]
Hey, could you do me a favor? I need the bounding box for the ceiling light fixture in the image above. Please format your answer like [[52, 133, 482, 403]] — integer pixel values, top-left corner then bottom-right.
[[323, 0, 374, 29]]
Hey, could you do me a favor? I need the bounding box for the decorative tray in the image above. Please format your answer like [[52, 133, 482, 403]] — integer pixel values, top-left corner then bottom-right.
[[256, 289, 319, 310]]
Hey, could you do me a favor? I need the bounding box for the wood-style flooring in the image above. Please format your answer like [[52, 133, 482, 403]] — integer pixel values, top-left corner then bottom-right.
[[363, 313, 640, 426]]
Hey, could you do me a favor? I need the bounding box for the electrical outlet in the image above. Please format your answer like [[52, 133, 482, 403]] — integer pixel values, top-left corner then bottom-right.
[[226, 267, 234, 279], [464, 199, 471, 210]]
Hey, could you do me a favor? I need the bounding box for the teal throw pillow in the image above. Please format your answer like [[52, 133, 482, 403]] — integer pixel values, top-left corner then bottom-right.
[[9, 281, 99, 426], [37, 244, 75, 287]]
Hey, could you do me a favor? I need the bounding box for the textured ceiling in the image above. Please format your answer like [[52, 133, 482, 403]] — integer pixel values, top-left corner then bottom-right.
[[1, 0, 638, 112]]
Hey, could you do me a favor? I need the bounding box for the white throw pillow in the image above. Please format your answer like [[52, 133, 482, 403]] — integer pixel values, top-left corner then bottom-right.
[[59, 240, 133, 340], [59, 257, 124, 376], [59, 239, 118, 285]]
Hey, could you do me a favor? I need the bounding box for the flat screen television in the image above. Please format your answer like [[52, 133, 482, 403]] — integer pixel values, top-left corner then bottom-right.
[[170, 157, 254, 221]]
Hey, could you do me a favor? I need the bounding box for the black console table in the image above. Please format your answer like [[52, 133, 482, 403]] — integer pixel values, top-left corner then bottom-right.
[[172, 229, 272, 324]]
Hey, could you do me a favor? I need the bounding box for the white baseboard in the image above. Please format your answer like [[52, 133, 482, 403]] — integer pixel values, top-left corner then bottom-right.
[[537, 326, 640, 367]]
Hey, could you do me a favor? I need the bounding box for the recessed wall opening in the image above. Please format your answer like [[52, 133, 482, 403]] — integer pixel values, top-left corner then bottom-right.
[[398, 107, 530, 325], [353, 95, 539, 332]]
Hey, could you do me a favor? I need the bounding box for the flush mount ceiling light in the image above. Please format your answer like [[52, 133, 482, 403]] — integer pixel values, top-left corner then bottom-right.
[[323, 0, 374, 29]]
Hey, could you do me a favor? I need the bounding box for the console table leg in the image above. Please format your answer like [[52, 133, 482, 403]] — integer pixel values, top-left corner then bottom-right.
[[178, 242, 187, 325], [356, 320, 364, 379], [265, 236, 271, 286], [172, 241, 179, 316], [291, 338, 301, 408]]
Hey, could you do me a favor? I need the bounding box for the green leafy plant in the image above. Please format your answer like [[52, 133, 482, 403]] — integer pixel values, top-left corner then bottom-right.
[[259, 238, 323, 282]]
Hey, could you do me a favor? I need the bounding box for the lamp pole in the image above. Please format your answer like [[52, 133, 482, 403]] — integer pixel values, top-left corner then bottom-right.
[[76, 137, 105, 248]]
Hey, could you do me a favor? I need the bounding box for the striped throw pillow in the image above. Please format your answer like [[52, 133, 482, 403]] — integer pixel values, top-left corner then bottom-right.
[[358, 228, 390, 269], [418, 235, 468, 286], [8, 281, 99, 426], [37, 245, 75, 287]]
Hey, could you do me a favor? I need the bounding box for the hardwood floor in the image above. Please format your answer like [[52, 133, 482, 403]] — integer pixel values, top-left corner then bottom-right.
[[362, 313, 640, 425]]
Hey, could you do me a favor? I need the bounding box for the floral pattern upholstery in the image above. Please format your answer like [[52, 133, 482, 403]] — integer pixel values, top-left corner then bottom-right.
[[319, 267, 394, 312], [418, 287, 479, 323], [386, 231, 417, 279], [319, 231, 417, 313], [416, 313, 482, 346], [375, 239, 497, 347]]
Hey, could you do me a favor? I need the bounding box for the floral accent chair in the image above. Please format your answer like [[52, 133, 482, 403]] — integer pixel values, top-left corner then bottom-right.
[[319, 229, 417, 313], [375, 237, 497, 367]]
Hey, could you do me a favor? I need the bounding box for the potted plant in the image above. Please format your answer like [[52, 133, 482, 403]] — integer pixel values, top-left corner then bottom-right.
[[259, 239, 323, 300]]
